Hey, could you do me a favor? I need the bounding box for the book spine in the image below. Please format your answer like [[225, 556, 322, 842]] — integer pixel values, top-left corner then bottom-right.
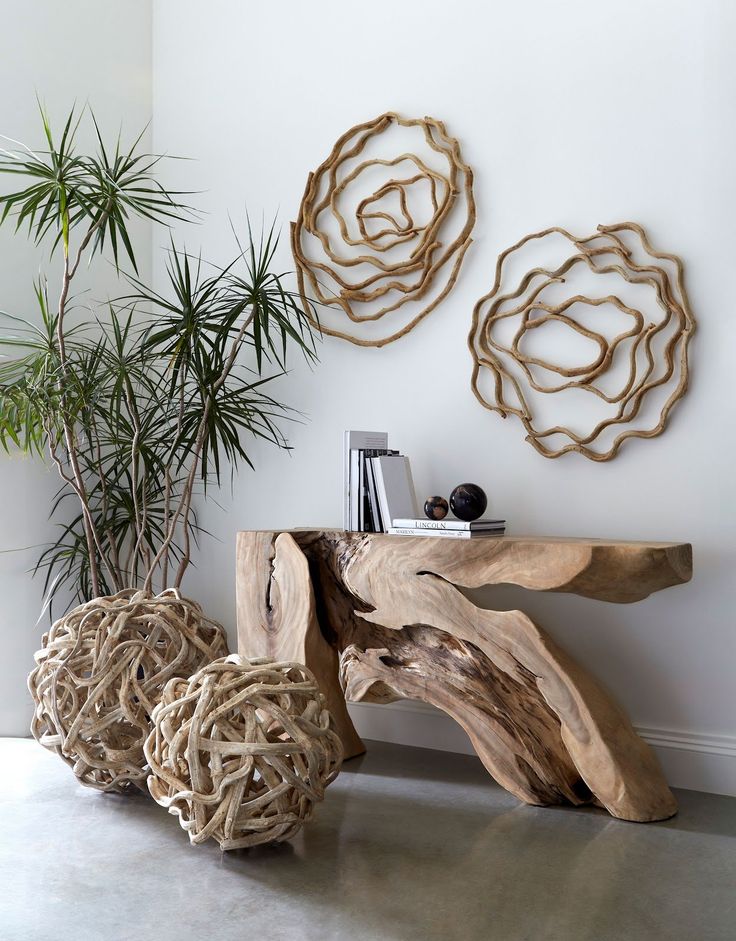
[[365, 452, 382, 532], [392, 519, 505, 531], [389, 527, 473, 539], [343, 431, 350, 530], [389, 528, 505, 539], [358, 449, 364, 531], [349, 449, 360, 531], [362, 449, 379, 532]]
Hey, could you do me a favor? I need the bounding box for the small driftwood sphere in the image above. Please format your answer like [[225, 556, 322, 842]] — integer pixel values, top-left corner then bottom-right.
[[144, 654, 344, 850], [28, 589, 229, 793]]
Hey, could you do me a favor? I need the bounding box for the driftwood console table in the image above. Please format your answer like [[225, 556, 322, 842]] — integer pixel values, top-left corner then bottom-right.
[[236, 530, 692, 823]]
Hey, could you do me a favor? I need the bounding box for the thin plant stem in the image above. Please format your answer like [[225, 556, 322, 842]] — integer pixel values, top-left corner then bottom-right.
[[144, 307, 256, 591], [53, 204, 118, 596]]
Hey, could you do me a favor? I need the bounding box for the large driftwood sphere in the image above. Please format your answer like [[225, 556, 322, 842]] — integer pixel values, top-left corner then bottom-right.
[[144, 654, 343, 850], [28, 589, 229, 793]]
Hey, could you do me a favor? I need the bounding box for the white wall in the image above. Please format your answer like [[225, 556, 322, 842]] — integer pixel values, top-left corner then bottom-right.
[[153, 0, 736, 795], [0, 1, 152, 735]]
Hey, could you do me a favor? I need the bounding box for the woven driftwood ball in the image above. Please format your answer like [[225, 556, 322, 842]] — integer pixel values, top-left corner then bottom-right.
[[144, 654, 344, 850], [28, 589, 229, 793]]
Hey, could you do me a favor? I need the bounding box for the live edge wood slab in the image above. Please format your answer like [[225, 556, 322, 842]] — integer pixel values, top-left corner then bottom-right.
[[236, 531, 692, 823]]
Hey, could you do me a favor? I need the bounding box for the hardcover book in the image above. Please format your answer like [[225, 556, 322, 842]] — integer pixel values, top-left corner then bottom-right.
[[389, 527, 506, 539], [370, 455, 417, 529], [392, 518, 506, 531]]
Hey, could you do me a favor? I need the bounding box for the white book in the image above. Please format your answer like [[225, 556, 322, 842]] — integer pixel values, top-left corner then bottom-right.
[[343, 431, 388, 530], [389, 527, 505, 539], [343, 431, 350, 529], [370, 455, 417, 529], [393, 518, 506, 531]]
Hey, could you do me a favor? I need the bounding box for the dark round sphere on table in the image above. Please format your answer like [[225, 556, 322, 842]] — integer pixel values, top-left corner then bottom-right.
[[424, 496, 449, 520], [449, 483, 487, 522]]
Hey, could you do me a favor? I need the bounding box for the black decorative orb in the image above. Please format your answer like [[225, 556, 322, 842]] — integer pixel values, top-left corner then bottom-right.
[[424, 496, 449, 520], [449, 483, 487, 522]]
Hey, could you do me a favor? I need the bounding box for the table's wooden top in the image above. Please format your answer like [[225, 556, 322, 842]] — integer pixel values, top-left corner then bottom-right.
[[237, 530, 692, 604], [252, 529, 689, 549]]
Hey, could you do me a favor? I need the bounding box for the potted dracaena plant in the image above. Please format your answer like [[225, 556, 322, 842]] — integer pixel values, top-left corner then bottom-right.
[[0, 105, 319, 791]]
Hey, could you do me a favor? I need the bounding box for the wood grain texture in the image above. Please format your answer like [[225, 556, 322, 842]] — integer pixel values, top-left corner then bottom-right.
[[236, 531, 365, 759], [237, 531, 692, 822]]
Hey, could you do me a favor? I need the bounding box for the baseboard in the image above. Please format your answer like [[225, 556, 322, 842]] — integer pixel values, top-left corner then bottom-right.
[[347, 700, 736, 798]]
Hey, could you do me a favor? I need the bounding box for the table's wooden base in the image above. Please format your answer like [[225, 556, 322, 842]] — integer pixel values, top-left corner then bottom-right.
[[237, 531, 692, 822]]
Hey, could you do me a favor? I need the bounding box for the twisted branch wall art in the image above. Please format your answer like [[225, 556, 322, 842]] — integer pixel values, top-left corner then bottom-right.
[[468, 222, 696, 461], [291, 112, 475, 347]]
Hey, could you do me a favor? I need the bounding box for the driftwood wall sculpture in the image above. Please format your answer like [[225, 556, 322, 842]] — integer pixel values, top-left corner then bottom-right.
[[292, 112, 475, 347], [468, 222, 696, 460]]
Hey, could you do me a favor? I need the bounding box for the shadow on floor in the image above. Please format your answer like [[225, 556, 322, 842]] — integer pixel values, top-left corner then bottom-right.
[[349, 739, 736, 838]]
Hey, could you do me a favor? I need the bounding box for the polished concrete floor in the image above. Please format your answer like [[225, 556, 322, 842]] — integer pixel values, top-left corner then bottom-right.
[[1, 738, 734, 941]]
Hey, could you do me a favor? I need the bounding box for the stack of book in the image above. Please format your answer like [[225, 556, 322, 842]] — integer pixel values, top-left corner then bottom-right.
[[390, 518, 506, 539], [343, 430, 507, 537], [343, 430, 417, 532]]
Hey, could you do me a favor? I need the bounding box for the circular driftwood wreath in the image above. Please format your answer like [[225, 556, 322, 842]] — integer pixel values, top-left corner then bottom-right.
[[468, 222, 696, 461], [144, 654, 343, 850], [28, 589, 229, 792], [292, 112, 476, 347]]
